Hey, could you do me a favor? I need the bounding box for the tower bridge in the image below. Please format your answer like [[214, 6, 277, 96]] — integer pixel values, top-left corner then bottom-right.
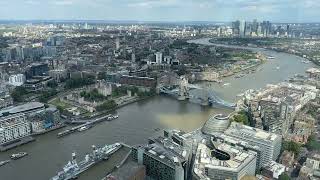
[[158, 75, 235, 108]]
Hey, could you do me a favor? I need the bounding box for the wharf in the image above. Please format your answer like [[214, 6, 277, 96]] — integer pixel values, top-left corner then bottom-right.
[[32, 124, 66, 136], [78, 144, 132, 180], [0, 136, 35, 152], [57, 114, 116, 138]]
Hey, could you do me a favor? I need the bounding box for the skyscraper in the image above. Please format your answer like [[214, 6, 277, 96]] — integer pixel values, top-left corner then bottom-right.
[[131, 53, 136, 63], [239, 20, 246, 37], [115, 37, 120, 50], [232, 20, 240, 36], [155, 52, 163, 64]]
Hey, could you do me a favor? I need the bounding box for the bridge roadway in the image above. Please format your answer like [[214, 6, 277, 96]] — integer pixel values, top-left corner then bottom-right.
[[159, 85, 235, 108]]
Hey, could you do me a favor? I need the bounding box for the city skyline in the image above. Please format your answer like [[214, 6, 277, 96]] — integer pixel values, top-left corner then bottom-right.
[[0, 0, 320, 23]]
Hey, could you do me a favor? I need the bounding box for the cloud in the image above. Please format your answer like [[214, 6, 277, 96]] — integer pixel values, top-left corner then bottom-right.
[[0, 0, 320, 22], [51, 0, 75, 5], [25, 0, 40, 5]]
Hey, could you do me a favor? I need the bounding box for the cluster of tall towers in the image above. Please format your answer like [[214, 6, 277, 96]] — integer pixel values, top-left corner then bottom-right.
[[232, 19, 273, 37]]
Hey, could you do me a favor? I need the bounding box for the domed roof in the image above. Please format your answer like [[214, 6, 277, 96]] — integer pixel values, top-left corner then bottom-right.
[[202, 114, 230, 135]]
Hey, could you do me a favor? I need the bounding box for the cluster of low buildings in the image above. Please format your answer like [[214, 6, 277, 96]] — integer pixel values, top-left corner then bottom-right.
[[0, 102, 62, 151], [122, 113, 284, 180], [242, 82, 318, 141]]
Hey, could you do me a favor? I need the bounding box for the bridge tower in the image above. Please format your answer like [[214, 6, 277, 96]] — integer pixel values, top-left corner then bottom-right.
[[178, 76, 189, 101], [200, 88, 209, 106]]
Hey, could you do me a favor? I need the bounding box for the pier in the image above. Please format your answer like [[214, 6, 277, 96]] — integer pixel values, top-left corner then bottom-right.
[[57, 114, 117, 138]]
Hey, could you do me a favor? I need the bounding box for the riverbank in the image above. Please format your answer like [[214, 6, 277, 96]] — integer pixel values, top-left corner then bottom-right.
[[1, 38, 316, 180], [208, 38, 319, 67], [0, 136, 35, 152]]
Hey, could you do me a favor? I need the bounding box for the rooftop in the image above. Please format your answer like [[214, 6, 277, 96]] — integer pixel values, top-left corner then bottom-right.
[[194, 141, 256, 178], [0, 102, 45, 117], [306, 68, 320, 74], [225, 122, 279, 142], [108, 158, 145, 179], [136, 136, 190, 168]]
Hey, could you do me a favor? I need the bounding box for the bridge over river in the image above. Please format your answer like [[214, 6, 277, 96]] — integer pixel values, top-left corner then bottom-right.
[[158, 77, 235, 108]]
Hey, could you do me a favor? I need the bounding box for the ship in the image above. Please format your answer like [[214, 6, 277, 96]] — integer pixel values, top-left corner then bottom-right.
[[0, 160, 10, 167], [52, 143, 122, 180], [10, 152, 28, 160], [267, 56, 275, 59], [107, 115, 119, 121], [78, 125, 92, 132]]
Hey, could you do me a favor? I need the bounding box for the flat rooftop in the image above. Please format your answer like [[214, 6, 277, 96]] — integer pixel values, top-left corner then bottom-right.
[[194, 141, 256, 178], [0, 102, 45, 117], [108, 159, 145, 179], [137, 136, 190, 168], [225, 122, 279, 142]]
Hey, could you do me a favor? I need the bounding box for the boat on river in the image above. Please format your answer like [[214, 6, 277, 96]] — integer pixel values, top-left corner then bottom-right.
[[0, 160, 10, 167], [107, 115, 119, 121], [52, 143, 122, 180], [78, 125, 92, 132], [10, 152, 28, 160]]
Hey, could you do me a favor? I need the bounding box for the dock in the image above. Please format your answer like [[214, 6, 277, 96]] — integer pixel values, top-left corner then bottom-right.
[[57, 114, 117, 138], [78, 144, 132, 180], [0, 136, 35, 152]]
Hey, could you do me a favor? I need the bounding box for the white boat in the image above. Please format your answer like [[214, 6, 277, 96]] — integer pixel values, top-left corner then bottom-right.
[[223, 83, 230, 86], [276, 66, 280, 70], [0, 160, 10, 167], [107, 115, 119, 121], [78, 125, 91, 132], [267, 56, 275, 59], [10, 152, 28, 160]]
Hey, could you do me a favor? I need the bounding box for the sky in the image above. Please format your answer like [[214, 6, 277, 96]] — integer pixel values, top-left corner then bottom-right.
[[0, 0, 319, 22]]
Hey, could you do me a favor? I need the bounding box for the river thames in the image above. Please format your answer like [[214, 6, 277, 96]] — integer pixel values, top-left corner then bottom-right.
[[0, 38, 315, 180]]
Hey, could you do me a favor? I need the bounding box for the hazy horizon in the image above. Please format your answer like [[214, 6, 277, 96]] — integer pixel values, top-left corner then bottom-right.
[[0, 0, 319, 23]]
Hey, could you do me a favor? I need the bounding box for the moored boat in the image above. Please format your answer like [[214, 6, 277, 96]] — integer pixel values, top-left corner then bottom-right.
[[0, 160, 10, 167], [10, 152, 28, 160], [52, 143, 122, 180], [107, 115, 119, 121]]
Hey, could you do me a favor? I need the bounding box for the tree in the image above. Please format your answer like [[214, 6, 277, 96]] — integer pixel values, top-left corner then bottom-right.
[[305, 135, 320, 151], [39, 89, 58, 103], [97, 72, 106, 80], [11, 87, 28, 102], [65, 76, 95, 89], [278, 173, 290, 180], [80, 89, 106, 102], [96, 100, 117, 112], [283, 141, 301, 156], [47, 80, 58, 88], [233, 111, 249, 125]]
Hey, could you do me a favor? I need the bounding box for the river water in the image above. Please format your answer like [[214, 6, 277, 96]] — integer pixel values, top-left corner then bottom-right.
[[0, 38, 315, 180]]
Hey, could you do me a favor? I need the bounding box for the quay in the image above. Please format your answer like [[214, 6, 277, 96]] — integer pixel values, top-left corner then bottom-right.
[[0, 136, 35, 152], [78, 144, 133, 180], [57, 114, 117, 138]]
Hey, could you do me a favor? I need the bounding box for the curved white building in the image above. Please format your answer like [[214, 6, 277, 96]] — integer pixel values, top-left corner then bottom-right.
[[202, 114, 230, 135]]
